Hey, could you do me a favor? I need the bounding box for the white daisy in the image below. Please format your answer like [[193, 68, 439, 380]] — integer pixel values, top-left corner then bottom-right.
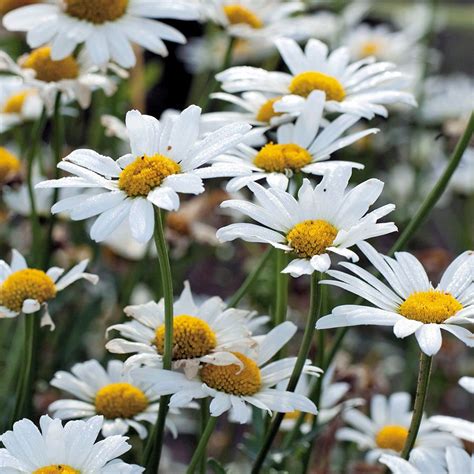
[[133, 321, 321, 424], [2, 0, 199, 68], [316, 243, 474, 356], [196, 0, 304, 40], [0, 76, 43, 133], [0, 249, 98, 329], [280, 366, 364, 433], [217, 166, 397, 276], [0, 415, 143, 473], [380, 447, 473, 474], [0, 47, 118, 110], [36, 107, 251, 243], [48, 359, 179, 439], [0, 147, 22, 184], [336, 392, 461, 463], [213, 90, 378, 191], [107, 281, 257, 377], [216, 37, 417, 119]]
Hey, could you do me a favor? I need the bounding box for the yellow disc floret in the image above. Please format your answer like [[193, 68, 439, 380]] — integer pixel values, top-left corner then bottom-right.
[[118, 154, 181, 197], [360, 41, 380, 57], [254, 143, 312, 173], [375, 425, 409, 452], [22, 47, 79, 82], [33, 466, 80, 474], [64, 0, 128, 24], [0, 147, 21, 182], [256, 97, 283, 123], [2, 90, 32, 114], [398, 290, 463, 324], [289, 71, 346, 101], [155, 314, 217, 360], [200, 352, 261, 396], [0, 268, 56, 312], [223, 5, 263, 29], [287, 220, 338, 258], [95, 382, 148, 419]]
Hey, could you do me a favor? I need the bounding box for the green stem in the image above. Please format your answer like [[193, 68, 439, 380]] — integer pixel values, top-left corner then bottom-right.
[[187, 416, 218, 474], [198, 399, 210, 474], [251, 272, 323, 474], [144, 208, 174, 473], [227, 246, 273, 308], [401, 352, 433, 459], [390, 112, 474, 254], [273, 251, 288, 327], [26, 108, 48, 263], [43, 92, 63, 268]]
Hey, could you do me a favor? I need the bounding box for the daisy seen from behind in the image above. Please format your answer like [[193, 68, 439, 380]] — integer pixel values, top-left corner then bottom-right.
[[2, 0, 199, 68], [336, 392, 461, 463], [106, 282, 257, 376], [0, 47, 118, 110], [0, 249, 98, 328], [380, 447, 473, 474], [0, 415, 143, 473], [48, 359, 180, 439], [213, 90, 378, 191], [217, 166, 397, 276], [216, 37, 417, 119], [36, 107, 251, 243], [316, 243, 474, 356], [132, 321, 321, 424]]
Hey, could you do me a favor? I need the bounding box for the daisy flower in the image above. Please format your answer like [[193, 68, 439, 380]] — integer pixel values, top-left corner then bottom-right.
[[196, 0, 304, 40], [380, 447, 473, 474], [0, 415, 143, 473], [280, 366, 363, 433], [36, 107, 251, 243], [316, 243, 474, 356], [216, 37, 417, 119], [107, 282, 257, 377], [0, 76, 42, 133], [0, 47, 118, 110], [2, 0, 199, 68], [133, 321, 321, 423], [0, 249, 98, 329], [336, 392, 461, 463], [217, 167, 397, 276], [213, 90, 378, 191], [48, 359, 179, 439], [0, 147, 21, 185]]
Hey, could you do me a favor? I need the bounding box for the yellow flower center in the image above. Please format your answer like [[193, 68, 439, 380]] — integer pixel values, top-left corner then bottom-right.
[[118, 154, 181, 197], [2, 90, 33, 114], [0, 268, 56, 312], [94, 382, 148, 419], [398, 290, 463, 324], [0, 0, 38, 15], [223, 5, 263, 29], [253, 143, 312, 173], [33, 466, 80, 474], [287, 220, 338, 258], [0, 147, 21, 182], [289, 71, 346, 101], [64, 0, 128, 24], [256, 97, 283, 123], [155, 314, 217, 360], [375, 425, 409, 452], [22, 47, 79, 83], [360, 41, 380, 57], [200, 352, 261, 396]]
